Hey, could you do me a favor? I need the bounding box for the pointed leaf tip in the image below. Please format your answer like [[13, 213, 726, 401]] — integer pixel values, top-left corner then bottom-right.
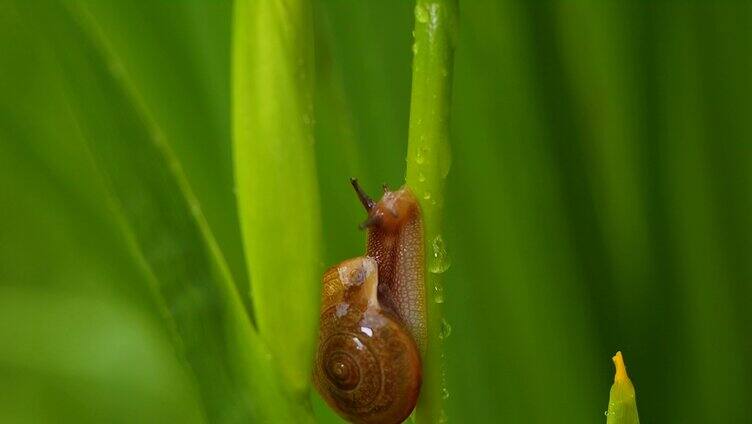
[[612, 351, 629, 383], [607, 351, 639, 424]]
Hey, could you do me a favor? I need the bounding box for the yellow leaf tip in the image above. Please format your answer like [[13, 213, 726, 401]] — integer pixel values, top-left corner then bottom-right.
[[612, 351, 629, 383]]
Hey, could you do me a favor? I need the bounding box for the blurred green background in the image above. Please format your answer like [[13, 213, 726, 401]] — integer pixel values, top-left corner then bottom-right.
[[1, 1, 751, 423]]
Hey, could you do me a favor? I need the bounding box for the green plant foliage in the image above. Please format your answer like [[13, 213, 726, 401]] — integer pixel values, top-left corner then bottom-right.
[[1, 1, 751, 423], [606, 352, 639, 424], [405, 0, 458, 422], [2, 1, 300, 421], [233, 0, 322, 402]]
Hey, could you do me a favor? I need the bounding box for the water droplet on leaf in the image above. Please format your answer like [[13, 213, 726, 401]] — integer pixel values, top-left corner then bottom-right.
[[415, 145, 430, 165], [433, 283, 444, 303], [415, 4, 429, 23], [439, 140, 452, 179], [430, 235, 451, 273], [439, 318, 452, 340]]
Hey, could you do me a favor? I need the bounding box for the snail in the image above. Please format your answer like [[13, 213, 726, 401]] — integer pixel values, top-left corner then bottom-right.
[[313, 179, 426, 424]]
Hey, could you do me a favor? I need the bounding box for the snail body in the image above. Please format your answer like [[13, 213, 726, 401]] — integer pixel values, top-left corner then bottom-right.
[[314, 181, 425, 424], [358, 182, 426, 352]]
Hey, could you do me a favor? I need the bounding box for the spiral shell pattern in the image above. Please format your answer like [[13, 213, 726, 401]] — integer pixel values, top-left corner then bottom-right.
[[314, 303, 421, 424]]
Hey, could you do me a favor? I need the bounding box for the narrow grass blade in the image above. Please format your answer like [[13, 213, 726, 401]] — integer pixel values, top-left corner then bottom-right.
[[79, 2, 250, 307], [405, 1, 458, 422], [606, 352, 640, 424], [233, 0, 322, 400], [17, 1, 303, 421]]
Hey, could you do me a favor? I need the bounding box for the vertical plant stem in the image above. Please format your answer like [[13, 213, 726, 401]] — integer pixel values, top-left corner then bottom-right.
[[405, 0, 458, 422], [233, 0, 321, 408]]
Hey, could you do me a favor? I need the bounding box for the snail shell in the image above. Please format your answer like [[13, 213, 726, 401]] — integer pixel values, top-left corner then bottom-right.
[[314, 258, 422, 424], [314, 181, 425, 424]]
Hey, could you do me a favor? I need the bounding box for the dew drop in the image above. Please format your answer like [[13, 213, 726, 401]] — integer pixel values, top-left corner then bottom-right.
[[439, 140, 452, 179], [439, 318, 452, 340], [412, 42, 419, 55], [415, 4, 429, 23], [415, 150, 425, 164], [442, 387, 450, 400], [423, 191, 432, 200], [433, 283, 444, 304], [418, 172, 426, 182], [429, 235, 451, 273], [415, 145, 430, 165]]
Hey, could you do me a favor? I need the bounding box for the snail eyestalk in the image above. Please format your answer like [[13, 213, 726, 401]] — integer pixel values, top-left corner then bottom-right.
[[350, 178, 375, 211]]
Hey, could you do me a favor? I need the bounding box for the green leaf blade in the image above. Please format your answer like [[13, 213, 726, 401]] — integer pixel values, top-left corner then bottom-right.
[[233, 0, 322, 400], [18, 1, 301, 421], [606, 352, 640, 424]]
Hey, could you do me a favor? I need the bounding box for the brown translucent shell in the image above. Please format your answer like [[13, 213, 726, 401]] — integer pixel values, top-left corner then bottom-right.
[[314, 257, 421, 424], [313, 181, 426, 424]]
